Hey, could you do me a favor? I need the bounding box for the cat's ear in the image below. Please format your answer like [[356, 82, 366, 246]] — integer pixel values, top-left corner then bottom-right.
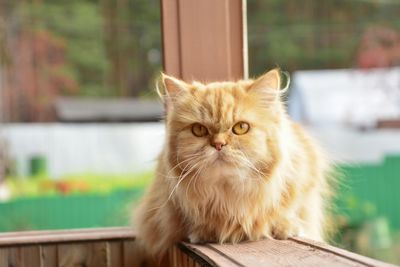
[[249, 68, 281, 92], [248, 68, 282, 102], [161, 73, 189, 96], [158, 73, 189, 111]]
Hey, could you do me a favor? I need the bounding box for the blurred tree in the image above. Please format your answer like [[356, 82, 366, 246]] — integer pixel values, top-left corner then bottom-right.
[[10, 0, 161, 98], [247, 0, 400, 76], [356, 26, 400, 69], [0, 0, 161, 121], [26, 0, 109, 97], [101, 0, 161, 97]]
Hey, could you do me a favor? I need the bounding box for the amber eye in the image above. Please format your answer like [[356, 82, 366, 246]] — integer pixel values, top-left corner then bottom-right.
[[232, 122, 250, 135], [191, 123, 208, 137]]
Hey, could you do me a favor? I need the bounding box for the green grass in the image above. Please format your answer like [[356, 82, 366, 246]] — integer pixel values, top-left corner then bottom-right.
[[5, 171, 153, 199]]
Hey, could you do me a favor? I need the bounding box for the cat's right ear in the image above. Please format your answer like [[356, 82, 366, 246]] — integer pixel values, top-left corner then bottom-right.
[[161, 73, 188, 95], [157, 73, 188, 111]]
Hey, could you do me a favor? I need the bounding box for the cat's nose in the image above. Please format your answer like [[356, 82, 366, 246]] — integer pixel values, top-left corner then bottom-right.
[[213, 142, 225, 151], [212, 134, 226, 151]]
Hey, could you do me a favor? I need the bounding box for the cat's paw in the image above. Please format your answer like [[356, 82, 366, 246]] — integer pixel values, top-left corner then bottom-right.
[[271, 223, 299, 240], [271, 228, 295, 240], [188, 233, 207, 244]]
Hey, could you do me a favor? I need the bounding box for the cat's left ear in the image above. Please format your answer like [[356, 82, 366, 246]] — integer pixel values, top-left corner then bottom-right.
[[247, 68, 282, 102]]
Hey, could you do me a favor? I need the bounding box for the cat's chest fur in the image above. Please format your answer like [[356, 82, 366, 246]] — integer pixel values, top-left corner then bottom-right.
[[174, 167, 272, 243]]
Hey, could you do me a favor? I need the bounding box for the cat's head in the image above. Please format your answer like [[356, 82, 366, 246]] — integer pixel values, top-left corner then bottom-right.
[[160, 69, 287, 183]]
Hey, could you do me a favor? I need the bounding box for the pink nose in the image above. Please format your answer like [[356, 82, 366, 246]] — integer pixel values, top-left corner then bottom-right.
[[214, 142, 225, 151]]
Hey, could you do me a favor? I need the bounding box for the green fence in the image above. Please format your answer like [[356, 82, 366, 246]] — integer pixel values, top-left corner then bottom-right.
[[0, 189, 142, 232], [337, 155, 400, 230]]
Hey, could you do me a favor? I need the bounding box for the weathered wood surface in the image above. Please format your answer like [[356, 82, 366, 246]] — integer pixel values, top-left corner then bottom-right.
[[174, 237, 398, 267], [0, 227, 135, 246], [0, 227, 397, 267], [0, 227, 136, 267]]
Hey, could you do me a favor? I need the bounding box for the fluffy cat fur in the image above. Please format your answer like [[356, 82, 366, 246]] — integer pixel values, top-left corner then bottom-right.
[[134, 69, 332, 258]]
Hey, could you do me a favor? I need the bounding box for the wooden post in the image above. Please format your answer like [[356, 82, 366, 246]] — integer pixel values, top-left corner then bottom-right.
[[161, 0, 248, 82]]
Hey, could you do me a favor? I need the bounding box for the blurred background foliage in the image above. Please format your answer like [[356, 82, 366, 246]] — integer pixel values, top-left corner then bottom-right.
[[247, 0, 400, 75], [1, 0, 399, 117], [0, 0, 161, 121]]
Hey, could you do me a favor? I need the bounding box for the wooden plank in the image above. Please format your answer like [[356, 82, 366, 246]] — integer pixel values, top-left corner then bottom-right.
[[57, 242, 115, 267], [182, 247, 195, 267], [290, 237, 396, 267], [158, 253, 170, 267], [0, 226, 131, 239], [108, 241, 123, 267], [21, 246, 41, 267], [177, 243, 235, 267], [0, 227, 135, 247], [180, 239, 398, 267], [58, 243, 92, 267], [7, 247, 22, 267], [121, 240, 167, 267], [175, 245, 182, 267], [176, 245, 206, 267], [89, 242, 109, 267], [168, 247, 174, 267], [170, 246, 176, 267], [161, 0, 247, 82], [40, 245, 58, 267], [0, 248, 8, 267], [160, 0, 181, 78], [123, 240, 136, 267]]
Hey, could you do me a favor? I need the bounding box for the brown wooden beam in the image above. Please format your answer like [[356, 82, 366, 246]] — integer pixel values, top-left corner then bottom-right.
[[173, 238, 397, 267], [161, 0, 248, 82]]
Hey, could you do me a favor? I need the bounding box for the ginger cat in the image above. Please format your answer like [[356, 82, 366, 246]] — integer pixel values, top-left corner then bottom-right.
[[134, 69, 332, 258]]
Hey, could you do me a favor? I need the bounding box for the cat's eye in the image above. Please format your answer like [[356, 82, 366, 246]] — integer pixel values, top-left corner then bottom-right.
[[232, 122, 250, 135], [191, 123, 208, 137]]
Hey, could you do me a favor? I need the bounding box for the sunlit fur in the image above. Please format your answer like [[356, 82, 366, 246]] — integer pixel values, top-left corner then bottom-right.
[[134, 69, 332, 258]]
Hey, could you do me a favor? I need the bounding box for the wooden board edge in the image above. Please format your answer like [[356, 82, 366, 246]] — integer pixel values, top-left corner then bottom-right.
[[0, 227, 135, 247], [177, 243, 243, 267], [289, 237, 398, 267]]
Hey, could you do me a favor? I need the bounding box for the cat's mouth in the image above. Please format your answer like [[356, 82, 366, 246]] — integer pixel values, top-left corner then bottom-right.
[[212, 150, 230, 164]]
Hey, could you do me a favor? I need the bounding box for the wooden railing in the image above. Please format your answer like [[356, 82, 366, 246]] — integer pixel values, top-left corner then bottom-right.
[[0, 227, 136, 267], [0, 227, 397, 267]]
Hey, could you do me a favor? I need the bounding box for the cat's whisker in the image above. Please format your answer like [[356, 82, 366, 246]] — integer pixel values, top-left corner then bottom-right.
[[237, 153, 265, 178], [185, 158, 206, 199], [228, 149, 265, 179], [228, 156, 247, 192], [144, 160, 204, 214], [164, 153, 203, 179], [234, 158, 265, 182], [175, 150, 204, 165], [165, 160, 202, 203]]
